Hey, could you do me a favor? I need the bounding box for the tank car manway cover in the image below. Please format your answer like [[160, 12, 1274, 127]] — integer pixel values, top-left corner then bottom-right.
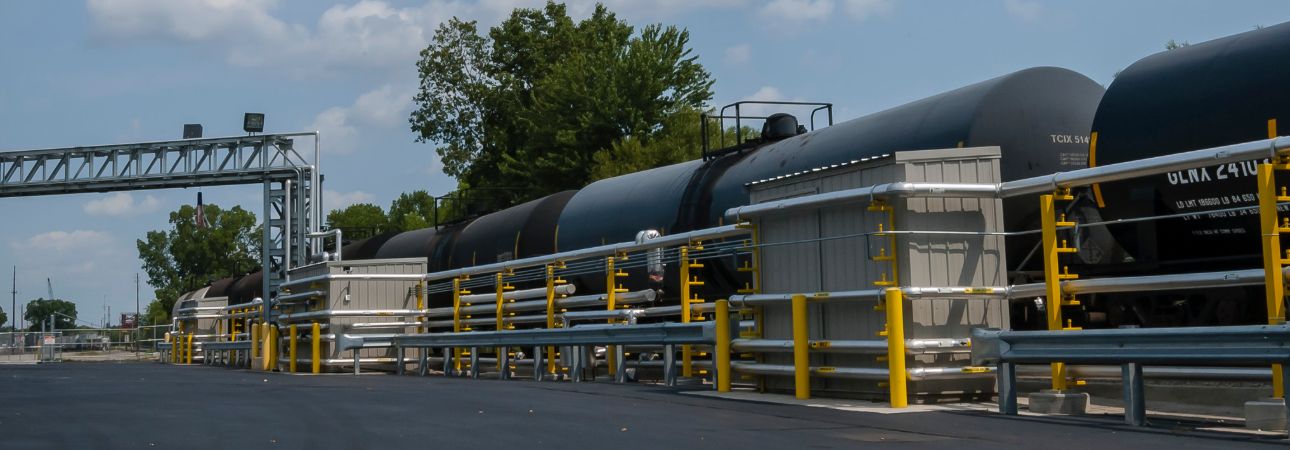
[[745, 154, 893, 187]]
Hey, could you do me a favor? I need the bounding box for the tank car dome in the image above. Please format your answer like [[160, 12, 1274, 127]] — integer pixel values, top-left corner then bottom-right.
[[1090, 21, 1290, 268], [761, 113, 802, 141], [448, 191, 575, 268]]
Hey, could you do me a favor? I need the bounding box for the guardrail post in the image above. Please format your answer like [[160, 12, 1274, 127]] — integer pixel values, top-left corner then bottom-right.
[[715, 299, 732, 392], [1122, 362, 1145, 426], [1257, 161, 1287, 399], [311, 322, 321, 374], [791, 293, 810, 399], [288, 324, 298, 373], [997, 362, 1017, 415], [884, 288, 908, 408], [663, 344, 677, 386]]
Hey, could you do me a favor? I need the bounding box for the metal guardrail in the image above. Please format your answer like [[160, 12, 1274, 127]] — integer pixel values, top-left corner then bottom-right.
[[335, 322, 720, 381], [971, 325, 1290, 428]]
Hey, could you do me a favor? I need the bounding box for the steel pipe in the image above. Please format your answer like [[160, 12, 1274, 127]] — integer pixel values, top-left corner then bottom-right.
[[1016, 364, 1274, 381], [732, 338, 970, 355], [424, 225, 750, 282], [725, 182, 1001, 221], [1000, 136, 1290, 197], [278, 290, 326, 303], [458, 284, 575, 304], [732, 362, 991, 381]]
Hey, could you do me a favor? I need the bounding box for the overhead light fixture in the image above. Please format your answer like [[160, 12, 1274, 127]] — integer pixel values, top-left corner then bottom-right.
[[243, 113, 265, 134], [182, 124, 203, 139]]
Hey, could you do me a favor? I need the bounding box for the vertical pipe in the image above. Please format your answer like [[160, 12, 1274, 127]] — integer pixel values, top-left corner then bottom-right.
[[311, 322, 321, 374], [791, 294, 809, 400], [288, 324, 298, 373], [715, 299, 731, 392], [1258, 162, 1286, 398], [1039, 194, 1068, 391], [884, 288, 907, 408], [680, 246, 693, 378]]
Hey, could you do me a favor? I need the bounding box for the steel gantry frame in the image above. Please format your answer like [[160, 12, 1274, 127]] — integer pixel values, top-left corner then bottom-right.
[[0, 132, 322, 315]]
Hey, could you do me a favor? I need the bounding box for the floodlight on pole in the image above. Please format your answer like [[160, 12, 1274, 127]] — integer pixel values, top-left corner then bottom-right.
[[243, 113, 265, 134]]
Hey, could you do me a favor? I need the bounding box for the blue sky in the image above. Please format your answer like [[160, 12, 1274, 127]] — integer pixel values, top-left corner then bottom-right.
[[0, 0, 1285, 327]]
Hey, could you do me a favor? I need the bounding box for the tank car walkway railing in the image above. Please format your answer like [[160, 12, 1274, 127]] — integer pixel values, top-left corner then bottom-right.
[[971, 325, 1290, 430]]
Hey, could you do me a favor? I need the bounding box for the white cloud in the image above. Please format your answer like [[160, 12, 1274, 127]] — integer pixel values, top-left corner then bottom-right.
[[324, 189, 377, 211], [724, 44, 751, 65], [841, 0, 893, 21], [758, 0, 891, 25], [308, 83, 415, 154], [82, 192, 161, 217], [737, 85, 811, 118], [760, 0, 834, 23], [86, 0, 754, 73], [12, 230, 112, 253], [1004, 0, 1042, 22]]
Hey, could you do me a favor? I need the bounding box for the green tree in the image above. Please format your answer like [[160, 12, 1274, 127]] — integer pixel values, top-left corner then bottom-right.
[[24, 298, 76, 331], [387, 191, 436, 232], [326, 203, 388, 240], [0, 306, 7, 330], [136, 203, 259, 320], [411, 1, 714, 205]]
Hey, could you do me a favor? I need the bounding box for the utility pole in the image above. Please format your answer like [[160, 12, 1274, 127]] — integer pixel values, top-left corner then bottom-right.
[[135, 273, 140, 356], [10, 266, 15, 332]]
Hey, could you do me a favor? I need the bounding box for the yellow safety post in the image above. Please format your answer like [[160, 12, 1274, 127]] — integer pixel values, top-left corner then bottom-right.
[[791, 294, 810, 399], [680, 246, 693, 377], [715, 299, 731, 392], [884, 288, 908, 408], [311, 322, 321, 374], [495, 271, 515, 375], [604, 254, 628, 377], [288, 324, 298, 373], [251, 320, 260, 358], [264, 324, 277, 372], [1257, 153, 1288, 398], [416, 281, 425, 334], [452, 276, 471, 373], [544, 263, 565, 375], [185, 333, 193, 364], [1040, 191, 1080, 391]]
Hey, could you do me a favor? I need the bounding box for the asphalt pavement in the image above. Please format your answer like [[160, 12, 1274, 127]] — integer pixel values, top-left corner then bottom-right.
[[0, 363, 1283, 449]]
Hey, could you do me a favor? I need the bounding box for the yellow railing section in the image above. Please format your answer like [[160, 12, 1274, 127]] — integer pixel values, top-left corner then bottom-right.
[[1258, 118, 1287, 399], [1039, 188, 1082, 391]]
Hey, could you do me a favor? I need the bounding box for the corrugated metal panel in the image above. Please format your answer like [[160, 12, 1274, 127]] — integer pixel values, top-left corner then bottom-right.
[[749, 147, 1006, 398]]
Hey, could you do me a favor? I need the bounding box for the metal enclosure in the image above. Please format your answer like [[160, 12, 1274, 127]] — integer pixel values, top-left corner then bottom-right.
[[748, 147, 1007, 399], [284, 258, 427, 371]]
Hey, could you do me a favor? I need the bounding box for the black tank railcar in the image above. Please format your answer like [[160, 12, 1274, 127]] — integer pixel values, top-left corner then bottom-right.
[[1066, 22, 1290, 328], [554, 67, 1104, 300]]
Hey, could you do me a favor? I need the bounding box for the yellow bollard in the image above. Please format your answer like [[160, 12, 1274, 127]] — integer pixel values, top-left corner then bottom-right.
[[263, 324, 277, 372], [715, 300, 731, 392], [289, 324, 298, 373], [884, 288, 908, 408], [791, 294, 810, 399], [311, 322, 321, 374], [251, 322, 260, 358], [185, 334, 193, 365]]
